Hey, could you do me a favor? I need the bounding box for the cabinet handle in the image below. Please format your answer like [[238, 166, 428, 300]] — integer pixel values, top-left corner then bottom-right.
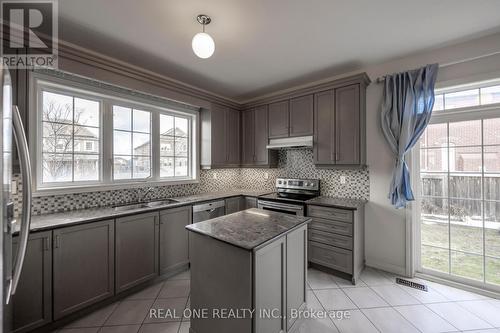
[[54, 235, 60, 249], [44, 237, 50, 251]]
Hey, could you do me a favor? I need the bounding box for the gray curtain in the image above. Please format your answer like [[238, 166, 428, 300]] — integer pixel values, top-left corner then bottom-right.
[[381, 64, 439, 208]]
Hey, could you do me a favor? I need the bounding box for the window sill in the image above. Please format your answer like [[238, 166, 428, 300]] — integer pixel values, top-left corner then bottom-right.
[[33, 178, 200, 197]]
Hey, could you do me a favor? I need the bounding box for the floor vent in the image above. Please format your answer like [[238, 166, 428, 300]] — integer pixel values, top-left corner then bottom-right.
[[396, 278, 428, 292]]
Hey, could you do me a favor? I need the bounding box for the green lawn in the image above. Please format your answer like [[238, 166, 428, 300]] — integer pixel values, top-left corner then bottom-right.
[[421, 221, 500, 285]]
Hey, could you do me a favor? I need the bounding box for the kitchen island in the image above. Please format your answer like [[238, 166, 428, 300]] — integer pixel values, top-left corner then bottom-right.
[[186, 208, 310, 333]]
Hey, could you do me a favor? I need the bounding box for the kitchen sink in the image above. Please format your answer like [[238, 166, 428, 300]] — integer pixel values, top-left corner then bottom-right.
[[113, 199, 179, 211], [145, 199, 179, 207], [113, 203, 149, 211]]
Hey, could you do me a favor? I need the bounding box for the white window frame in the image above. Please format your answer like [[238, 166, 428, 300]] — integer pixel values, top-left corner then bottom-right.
[[411, 78, 500, 295], [29, 72, 200, 196]]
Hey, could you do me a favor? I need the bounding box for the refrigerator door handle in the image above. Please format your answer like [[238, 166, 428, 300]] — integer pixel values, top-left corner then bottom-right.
[[10, 105, 32, 298]]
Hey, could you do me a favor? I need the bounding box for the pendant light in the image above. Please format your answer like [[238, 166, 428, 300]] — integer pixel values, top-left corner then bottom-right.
[[192, 14, 215, 59]]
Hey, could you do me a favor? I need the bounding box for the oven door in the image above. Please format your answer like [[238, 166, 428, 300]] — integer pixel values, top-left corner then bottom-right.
[[257, 200, 304, 216]]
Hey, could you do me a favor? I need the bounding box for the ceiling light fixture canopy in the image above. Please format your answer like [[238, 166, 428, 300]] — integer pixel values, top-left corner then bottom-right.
[[192, 14, 215, 59]]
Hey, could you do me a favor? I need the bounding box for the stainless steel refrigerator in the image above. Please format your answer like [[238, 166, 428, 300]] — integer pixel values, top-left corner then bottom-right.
[[1, 66, 33, 332]]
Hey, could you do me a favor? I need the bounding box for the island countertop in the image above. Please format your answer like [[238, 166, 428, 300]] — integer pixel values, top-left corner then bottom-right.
[[186, 208, 311, 251]]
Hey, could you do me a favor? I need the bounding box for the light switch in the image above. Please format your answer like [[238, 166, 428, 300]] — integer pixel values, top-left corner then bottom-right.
[[340, 176, 347, 184], [11, 180, 17, 194]]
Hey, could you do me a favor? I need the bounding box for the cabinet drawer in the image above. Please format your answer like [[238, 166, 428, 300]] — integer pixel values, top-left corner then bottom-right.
[[308, 241, 352, 274], [309, 218, 353, 237], [309, 229, 352, 250], [308, 205, 353, 223]]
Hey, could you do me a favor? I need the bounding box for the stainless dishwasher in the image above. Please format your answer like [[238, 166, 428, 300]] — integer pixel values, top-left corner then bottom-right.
[[192, 200, 225, 223]]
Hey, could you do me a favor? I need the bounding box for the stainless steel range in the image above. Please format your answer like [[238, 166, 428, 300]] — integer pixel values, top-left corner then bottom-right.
[[258, 178, 320, 216]]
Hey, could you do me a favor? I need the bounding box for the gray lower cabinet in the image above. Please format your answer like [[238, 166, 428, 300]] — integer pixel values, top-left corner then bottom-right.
[[116, 212, 159, 293], [189, 223, 307, 333], [53, 220, 114, 320], [226, 196, 259, 213], [286, 226, 307, 330], [225, 196, 244, 214], [254, 236, 286, 333], [159, 206, 192, 276], [307, 205, 364, 284], [12, 231, 52, 333], [255, 224, 307, 333], [244, 196, 257, 209]]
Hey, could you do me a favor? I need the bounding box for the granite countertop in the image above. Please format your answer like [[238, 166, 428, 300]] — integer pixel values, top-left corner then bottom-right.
[[14, 190, 273, 234], [186, 208, 311, 251], [305, 196, 367, 210]]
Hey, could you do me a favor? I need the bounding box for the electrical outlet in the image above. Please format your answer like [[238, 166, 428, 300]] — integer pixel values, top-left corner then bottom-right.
[[340, 176, 347, 184], [264, 172, 269, 179], [213, 172, 218, 180], [11, 180, 17, 194]]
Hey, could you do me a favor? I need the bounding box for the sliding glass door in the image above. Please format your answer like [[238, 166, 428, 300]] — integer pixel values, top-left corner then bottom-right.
[[418, 116, 500, 289]]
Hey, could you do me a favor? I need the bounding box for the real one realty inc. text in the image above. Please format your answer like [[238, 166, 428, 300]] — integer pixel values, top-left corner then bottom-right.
[[149, 308, 351, 321]]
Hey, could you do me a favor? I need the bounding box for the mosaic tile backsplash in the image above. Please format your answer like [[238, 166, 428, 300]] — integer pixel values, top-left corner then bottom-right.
[[13, 149, 369, 215]]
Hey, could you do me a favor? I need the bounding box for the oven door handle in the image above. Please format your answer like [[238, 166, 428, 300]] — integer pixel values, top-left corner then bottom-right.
[[258, 200, 304, 212]]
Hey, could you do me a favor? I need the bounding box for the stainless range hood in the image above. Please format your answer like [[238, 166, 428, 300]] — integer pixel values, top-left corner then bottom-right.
[[266, 136, 313, 150]]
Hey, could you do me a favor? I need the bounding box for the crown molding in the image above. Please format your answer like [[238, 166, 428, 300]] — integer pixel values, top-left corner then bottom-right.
[[241, 72, 371, 109], [57, 39, 242, 109]]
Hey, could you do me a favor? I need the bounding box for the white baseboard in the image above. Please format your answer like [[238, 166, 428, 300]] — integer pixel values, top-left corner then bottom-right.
[[365, 258, 406, 276]]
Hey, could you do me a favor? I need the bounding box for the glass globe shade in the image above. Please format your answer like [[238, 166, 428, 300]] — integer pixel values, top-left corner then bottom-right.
[[192, 32, 215, 59]]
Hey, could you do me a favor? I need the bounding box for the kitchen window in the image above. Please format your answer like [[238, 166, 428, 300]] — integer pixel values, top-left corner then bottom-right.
[[112, 106, 152, 180], [41, 90, 101, 183], [31, 74, 199, 194]]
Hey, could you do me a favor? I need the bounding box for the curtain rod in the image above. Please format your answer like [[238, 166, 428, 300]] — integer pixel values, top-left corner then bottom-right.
[[374, 53, 500, 84]]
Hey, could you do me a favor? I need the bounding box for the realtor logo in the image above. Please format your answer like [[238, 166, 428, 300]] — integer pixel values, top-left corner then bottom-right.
[[1, 0, 58, 68]]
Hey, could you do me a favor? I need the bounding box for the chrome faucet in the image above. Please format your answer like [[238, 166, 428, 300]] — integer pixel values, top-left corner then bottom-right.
[[137, 186, 155, 202]]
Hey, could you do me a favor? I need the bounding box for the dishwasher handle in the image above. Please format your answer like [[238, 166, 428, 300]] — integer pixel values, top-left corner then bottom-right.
[[192, 200, 225, 212]]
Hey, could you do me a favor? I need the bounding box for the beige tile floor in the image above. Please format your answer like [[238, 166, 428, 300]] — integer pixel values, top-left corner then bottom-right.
[[55, 267, 500, 333]]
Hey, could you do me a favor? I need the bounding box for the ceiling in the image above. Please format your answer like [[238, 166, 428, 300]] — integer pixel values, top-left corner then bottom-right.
[[59, 0, 500, 102]]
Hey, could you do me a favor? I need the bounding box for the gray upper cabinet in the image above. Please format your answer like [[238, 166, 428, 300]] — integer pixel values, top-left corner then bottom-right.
[[241, 105, 278, 167], [241, 108, 255, 165], [268, 100, 289, 139], [289, 94, 314, 137], [53, 220, 115, 320], [210, 104, 227, 166], [268, 95, 313, 139], [201, 103, 241, 168], [226, 107, 241, 165], [314, 90, 336, 165], [243, 73, 368, 167], [335, 84, 361, 165], [116, 212, 159, 293], [159, 206, 192, 276], [313, 75, 367, 166], [12, 231, 52, 333]]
